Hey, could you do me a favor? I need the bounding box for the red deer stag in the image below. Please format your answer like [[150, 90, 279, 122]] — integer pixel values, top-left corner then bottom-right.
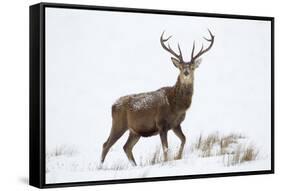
[[101, 30, 214, 165]]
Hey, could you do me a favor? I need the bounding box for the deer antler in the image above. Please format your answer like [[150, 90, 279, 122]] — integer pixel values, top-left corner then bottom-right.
[[191, 29, 215, 62], [160, 31, 184, 63]]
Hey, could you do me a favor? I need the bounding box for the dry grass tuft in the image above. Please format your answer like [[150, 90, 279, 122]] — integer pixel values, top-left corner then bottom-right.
[[46, 145, 78, 158], [138, 132, 257, 167], [224, 144, 242, 166], [201, 132, 220, 157], [193, 132, 247, 158], [150, 147, 162, 165], [193, 132, 220, 157], [99, 161, 129, 171], [220, 134, 240, 155], [192, 132, 258, 166], [139, 145, 182, 166], [194, 133, 203, 150], [140, 146, 163, 166], [103, 132, 258, 169], [241, 145, 259, 162], [224, 144, 259, 166]]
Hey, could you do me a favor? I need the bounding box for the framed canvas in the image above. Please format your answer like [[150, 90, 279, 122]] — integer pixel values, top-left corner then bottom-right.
[[29, 2, 274, 188]]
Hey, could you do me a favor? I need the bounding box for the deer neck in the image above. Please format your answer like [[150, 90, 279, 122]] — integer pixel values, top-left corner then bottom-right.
[[169, 75, 194, 111]]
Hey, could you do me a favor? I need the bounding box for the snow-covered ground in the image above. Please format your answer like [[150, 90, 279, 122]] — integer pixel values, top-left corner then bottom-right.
[[46, 133, 270, 183]]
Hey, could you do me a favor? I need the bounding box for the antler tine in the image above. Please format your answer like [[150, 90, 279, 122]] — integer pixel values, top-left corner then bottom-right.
[[161, 31, 173, 43], [208, 28, 214, 38], [168, 44, 180, 59], [191, 29, 215, 61], [177, 43, 183, 61], [191, 41, 195, 59], [160, 31, 183, 62], [203, 37, 211, 41], [203, 29, 214, 41]]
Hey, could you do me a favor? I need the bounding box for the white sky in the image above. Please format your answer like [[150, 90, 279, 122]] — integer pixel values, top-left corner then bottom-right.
[[45, 8, 271, 160]]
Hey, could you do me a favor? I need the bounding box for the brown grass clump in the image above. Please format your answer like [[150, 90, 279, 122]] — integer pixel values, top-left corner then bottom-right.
[[225, 144, 242, 166], [201, 132, 220, 157], [224, 144, 259, 166], [140, 146, 163, 166], [148, 146, 162, 165], [193, 132, 220, 157], [241, 145, 259, 162], [104, 132, 258, 169], [140, 145, 182, 166], [220, 134, 240, 155], [193, 132, 248, 157], [46, 145, 77, 158], [192, 132, 258, 166], [194, 133, 203, 150]]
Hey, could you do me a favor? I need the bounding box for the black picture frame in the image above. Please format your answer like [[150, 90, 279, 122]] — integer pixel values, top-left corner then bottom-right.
[[29, 2, 275, 189]]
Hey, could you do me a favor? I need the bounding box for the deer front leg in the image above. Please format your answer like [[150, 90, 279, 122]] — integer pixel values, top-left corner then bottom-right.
[[159, 129, 169, 162], [123, 131, 140, 166], [173, 126, 186, 160]]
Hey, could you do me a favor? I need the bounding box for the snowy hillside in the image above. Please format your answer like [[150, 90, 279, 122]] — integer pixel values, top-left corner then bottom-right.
[[46, 132, 270, 183]]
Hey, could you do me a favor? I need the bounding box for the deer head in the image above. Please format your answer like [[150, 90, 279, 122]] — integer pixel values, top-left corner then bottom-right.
[[160, 30, 214, 84]]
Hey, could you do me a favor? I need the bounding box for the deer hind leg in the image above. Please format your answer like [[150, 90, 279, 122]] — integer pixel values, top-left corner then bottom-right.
[[173, 126, 186, 160], [123, 131, 140, 166], [101, 123, 127, 163]]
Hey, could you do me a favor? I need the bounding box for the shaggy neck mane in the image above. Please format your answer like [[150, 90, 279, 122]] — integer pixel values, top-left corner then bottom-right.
[[167, 76, 194, 111]]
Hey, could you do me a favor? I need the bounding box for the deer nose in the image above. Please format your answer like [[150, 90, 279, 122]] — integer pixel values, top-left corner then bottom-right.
[[184, 71, 189, 76]]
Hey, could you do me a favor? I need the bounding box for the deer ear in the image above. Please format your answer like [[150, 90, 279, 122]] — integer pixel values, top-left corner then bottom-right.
[[193, 58, 202, 69], [171, 57, 181, 68]]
